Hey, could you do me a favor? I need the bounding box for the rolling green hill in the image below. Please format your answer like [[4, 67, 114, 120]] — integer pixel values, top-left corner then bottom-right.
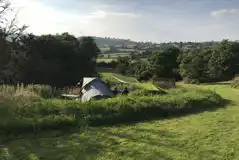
[[93, 37, 135, 47]]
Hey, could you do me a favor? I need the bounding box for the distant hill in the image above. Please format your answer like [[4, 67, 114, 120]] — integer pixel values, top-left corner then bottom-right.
[[92, 37, 136, 47], [79, 36, 221, 54]]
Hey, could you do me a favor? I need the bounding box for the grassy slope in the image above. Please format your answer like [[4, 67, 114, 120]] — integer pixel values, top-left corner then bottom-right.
[[113, 74, 138, 83], [101, 72, 159, 91], [97, 52, 132, 62], [1, 84, 239, 160], [97, 59, 115, 63]]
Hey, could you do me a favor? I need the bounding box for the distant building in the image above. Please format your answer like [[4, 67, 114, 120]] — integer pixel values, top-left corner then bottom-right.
[[115, 44, 123, 48], [126, 44, 137, 49]]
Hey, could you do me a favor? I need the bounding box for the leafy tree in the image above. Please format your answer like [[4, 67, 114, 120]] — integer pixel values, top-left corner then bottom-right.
[[179, 40, 239, 83], [19, 34, 100, 87], [116, 57, 130, 74], [148, 47, 180, 79], [179, 48, 212, 83], [208, 40, 239, 81]]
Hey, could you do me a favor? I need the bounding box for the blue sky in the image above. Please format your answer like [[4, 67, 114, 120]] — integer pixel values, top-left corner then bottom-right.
[[11, 0, 239, 42]]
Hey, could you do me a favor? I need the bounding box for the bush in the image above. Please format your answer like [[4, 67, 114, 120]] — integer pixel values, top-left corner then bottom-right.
[[97, 61, 118, 69], [231, 80, 239, 88], [137, 71, 152, 82], [129, 89, 166, 96], [0, 89, 225, 134], [116, 63, 128, 74], [183, 78, 200, 85], [190, 79, 200, 85], [111, 83, 140, 91]]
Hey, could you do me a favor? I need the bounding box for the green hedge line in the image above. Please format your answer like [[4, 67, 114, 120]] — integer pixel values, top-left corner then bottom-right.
[[128, 89, 166, 96], [0, 89, 225, 134]]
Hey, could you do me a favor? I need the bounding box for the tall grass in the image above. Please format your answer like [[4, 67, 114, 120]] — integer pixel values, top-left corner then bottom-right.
[[0, 87, 225, 134], [0, 84, 67, 101], [231, 80, 239, 88]]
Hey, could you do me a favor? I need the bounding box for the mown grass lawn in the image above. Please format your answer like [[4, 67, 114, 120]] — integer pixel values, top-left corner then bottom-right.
[[1, 84, 239, 160], [100, 72, 160, 91], [96, 58, 116, 63], [113, 74, 138, 83]]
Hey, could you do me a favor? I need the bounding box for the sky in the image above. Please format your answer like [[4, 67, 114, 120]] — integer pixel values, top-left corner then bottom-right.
[[9, 0, 239, 42]]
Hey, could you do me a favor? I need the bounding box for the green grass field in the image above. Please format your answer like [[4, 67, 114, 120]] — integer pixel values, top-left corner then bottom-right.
[[101, 72, 160, 90], [113, 73, 138, 83], [100, 72, 159, 91], [96, 58, 115, 63], [100, 47, 111, 52], [97, 52, 131, 62], [1, 81, 239, 160]]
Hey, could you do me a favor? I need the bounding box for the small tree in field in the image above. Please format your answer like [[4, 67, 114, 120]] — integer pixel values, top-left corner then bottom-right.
[[116, 57, 130, 75], [148, 47, 180, 79]]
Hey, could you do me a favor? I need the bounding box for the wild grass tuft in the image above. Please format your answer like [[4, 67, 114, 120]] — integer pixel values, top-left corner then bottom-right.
[[231, 80, 239, 89]]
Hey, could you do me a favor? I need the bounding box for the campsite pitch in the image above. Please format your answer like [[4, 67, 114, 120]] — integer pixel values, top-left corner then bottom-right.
[[1, 83, 239, 159]]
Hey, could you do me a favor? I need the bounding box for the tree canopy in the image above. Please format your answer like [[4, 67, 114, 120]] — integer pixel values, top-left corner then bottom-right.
[[0, 1, 100, 87]]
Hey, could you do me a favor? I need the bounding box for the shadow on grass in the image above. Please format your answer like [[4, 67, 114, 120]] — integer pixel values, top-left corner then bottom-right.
[[0, 128, 106, 160], [202, 82, 232, 85], [88, 98, 230, 127], [1, 126, 183, 160], [0, 94, 231, 136], [0, 97, 231, 160]]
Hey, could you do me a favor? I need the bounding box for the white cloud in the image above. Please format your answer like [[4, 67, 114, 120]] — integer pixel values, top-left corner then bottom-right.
[[211, 8, 239, 17], [9, 0, 140, 36], [7, 0, 239, 42]]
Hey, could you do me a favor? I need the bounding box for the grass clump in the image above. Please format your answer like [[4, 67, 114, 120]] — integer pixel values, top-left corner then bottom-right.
[[0, 88, 225, 134], [231, 80, 239, 88], [128, 89, 166, 96], [0, 84, 66, 102], [113, 73, 138, 83]]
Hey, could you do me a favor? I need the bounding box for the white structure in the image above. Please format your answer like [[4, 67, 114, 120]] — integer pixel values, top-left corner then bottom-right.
[[81, 77, 114, 102]]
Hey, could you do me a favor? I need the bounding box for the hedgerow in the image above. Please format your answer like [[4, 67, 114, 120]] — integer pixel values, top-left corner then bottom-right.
[[0, 88, 225, 134]]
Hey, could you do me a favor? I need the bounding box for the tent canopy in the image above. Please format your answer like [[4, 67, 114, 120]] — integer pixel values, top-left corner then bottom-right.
[[80, 77, 114, 102], [81, 77, 97, 89]]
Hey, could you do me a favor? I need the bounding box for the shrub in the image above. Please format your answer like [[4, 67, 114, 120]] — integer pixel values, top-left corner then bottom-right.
[[137, 71, 152, 82], [129, 89, 166, 96], [0, 89, 225, 134], [116, 63, 128, 74], [231, 80, 239, 88], [183, 78, 200, 85], [190, 79, 200, 85]]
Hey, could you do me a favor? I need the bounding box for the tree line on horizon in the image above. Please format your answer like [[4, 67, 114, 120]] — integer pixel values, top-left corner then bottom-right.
[[112, 40, 239, 83]]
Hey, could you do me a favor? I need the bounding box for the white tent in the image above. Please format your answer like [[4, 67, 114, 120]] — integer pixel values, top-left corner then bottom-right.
[[81, 77, 114, 102]]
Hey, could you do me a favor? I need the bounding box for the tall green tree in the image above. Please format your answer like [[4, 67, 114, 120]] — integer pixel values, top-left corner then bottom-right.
[[116, 57, 130, 74], [148, 47, 180, 79], [180, 48, 212, 83], [20, 34, 100, 87], [208, 40, 239, 81]]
